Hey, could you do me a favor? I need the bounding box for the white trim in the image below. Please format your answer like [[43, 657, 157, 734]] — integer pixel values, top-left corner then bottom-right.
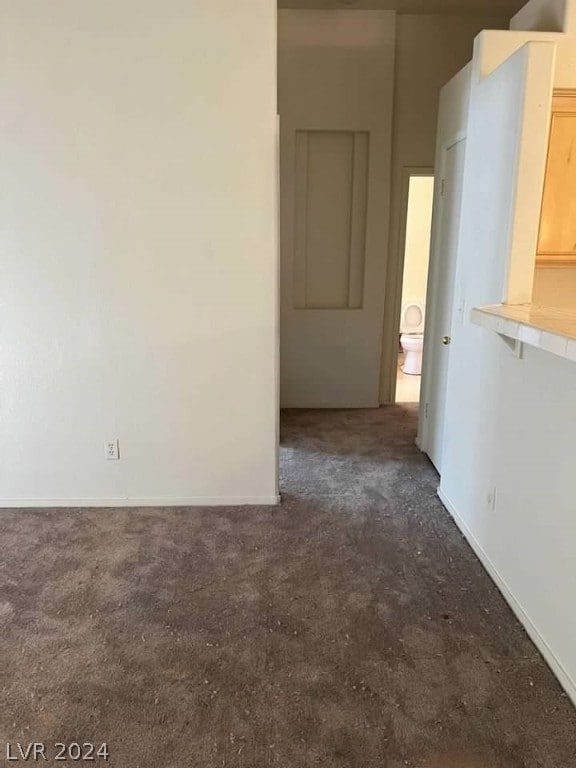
[[386, 166, 435, 406], [274, 113, 281, 502], [418, 136, 467, 460], [0, 495, 281, 509], [281, 402, 379, 409], [438, 487, 576, 707]]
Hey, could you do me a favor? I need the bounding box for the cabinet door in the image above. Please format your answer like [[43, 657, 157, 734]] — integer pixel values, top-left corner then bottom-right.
[[537, 92, 576, 265]]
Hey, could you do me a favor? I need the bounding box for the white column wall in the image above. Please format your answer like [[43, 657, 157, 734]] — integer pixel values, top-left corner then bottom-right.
[[0, 0, 279, 506]]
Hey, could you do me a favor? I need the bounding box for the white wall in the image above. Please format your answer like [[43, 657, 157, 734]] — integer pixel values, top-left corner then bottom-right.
[[438, 31, 576, 703], [401, 177, 434, 306], [380, 12, 511, 403], [0, 0, 279, 506], [511, 0, 574, 33]]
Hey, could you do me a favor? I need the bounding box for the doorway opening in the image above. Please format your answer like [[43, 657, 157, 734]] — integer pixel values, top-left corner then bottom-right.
[[395, 172, 434, 404]]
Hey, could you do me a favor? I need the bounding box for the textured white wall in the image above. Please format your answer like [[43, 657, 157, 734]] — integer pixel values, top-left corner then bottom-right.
[[438, 36, 576, 703], [0, 0, 279, 505]]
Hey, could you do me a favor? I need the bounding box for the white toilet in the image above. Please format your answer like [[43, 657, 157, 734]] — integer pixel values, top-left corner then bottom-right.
[[400, 301, 425, 375]]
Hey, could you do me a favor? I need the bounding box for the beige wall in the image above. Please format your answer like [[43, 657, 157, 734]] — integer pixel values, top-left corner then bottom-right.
[[401, 176, 434, 306], [0, 0, 279, 505], [380, 12, 512, 403], [532, 267, 576, 306]]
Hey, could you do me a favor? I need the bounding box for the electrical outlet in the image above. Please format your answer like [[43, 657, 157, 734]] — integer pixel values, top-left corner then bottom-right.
[[104, 440, 120, 461]]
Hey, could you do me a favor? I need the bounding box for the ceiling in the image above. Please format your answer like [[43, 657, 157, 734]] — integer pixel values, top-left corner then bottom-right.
[[277, 0, 526, 18]]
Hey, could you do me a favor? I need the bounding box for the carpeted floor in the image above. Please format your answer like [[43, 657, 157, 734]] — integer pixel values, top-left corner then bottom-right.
[[0, 405, 574, 767]]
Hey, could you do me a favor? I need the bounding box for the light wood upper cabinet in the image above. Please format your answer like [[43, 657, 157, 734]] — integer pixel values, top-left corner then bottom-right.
[[537, 91, 576, 265]]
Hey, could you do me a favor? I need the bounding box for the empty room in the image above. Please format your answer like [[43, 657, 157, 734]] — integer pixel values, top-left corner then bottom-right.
[[0, 0, 575, 766]]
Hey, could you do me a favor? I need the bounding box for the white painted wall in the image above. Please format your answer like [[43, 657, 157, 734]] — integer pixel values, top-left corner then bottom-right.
[[438, 26, 576, 703], [473, 27, 576, 86], [0, 0, 279, 506], [401, 177, 434, 306], [380, 12, 511, 403], [511, 0, 574, 33]]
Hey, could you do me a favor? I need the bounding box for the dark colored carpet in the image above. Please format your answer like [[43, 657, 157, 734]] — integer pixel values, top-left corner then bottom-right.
[[0, 405, 574, 767]]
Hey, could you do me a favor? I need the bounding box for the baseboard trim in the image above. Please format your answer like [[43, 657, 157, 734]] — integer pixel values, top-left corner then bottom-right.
[[438, 487, 576, 707], [0, 495, 281, 509], [281, 402, 379, 409]]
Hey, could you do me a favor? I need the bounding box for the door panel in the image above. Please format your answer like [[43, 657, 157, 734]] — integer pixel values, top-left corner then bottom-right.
[[278, 10, 395, 407], [293, 130, 369, 310], [421, 139, 466, 471]]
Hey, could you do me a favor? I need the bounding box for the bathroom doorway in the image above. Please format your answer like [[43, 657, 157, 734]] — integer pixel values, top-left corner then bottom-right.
[[395, 172, 434, 404]]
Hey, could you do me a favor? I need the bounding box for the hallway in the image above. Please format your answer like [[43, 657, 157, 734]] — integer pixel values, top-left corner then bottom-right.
[[0, 407, 574, 767]]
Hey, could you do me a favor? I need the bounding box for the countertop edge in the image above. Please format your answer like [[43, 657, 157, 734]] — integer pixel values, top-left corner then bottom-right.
[[471, 305, 576, 363]]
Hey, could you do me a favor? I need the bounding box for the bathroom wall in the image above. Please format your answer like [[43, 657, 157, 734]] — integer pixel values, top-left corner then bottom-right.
[[401, 176, 434, 307], [0, 0, 279, 506]]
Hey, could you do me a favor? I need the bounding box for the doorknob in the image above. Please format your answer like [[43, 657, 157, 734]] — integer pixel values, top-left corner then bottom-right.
[[442, 335, 451, 345]]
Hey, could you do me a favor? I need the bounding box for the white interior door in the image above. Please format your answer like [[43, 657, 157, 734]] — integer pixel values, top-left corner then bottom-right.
[[420, 138, 466, 470], [278, 10, 395, 407]]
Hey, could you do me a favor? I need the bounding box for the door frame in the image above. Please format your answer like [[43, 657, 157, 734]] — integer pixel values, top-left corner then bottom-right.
[[417, 132, 466, 456], [384, 165, 434, 405]]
